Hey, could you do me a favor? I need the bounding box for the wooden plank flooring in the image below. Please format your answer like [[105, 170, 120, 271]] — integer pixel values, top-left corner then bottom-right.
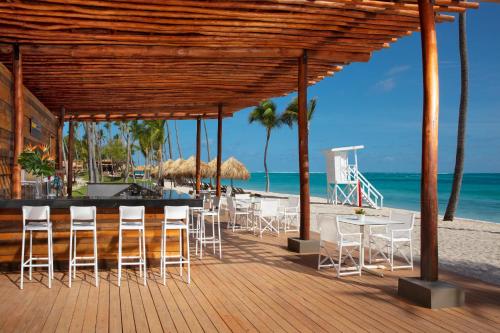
[[0, 228, 499, 332]]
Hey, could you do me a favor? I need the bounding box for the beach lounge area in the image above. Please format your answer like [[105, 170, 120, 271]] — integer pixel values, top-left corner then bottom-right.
[[0, 0, 499, 332]]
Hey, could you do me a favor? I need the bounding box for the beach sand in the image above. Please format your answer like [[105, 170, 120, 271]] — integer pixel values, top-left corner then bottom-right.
[[173, 185, 500, 286]]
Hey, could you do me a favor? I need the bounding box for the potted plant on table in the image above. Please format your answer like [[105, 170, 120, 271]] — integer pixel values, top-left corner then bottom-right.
[[355, 208, 366, 222], [18, 144, 55, 198]]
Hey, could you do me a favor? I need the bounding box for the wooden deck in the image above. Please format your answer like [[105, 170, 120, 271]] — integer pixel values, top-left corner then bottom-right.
[[0, 227, 499, 333]]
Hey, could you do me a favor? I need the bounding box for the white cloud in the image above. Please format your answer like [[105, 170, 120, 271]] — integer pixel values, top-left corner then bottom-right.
[[386, 65, 411, 76], [374, 78, 396, 92]]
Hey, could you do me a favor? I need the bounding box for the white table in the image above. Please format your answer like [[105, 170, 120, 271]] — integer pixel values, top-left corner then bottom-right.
[[337, 215, 403, 277]]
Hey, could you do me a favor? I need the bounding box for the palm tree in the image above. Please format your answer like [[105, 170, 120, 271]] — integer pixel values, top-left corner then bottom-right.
[[146, 120, 166, 182], [165, 120, 173, 160], [281, 96, 317, 129], [114, 121, 134, 182], [203, 119, 212, 187], [444, 12, 469, 221], [249, 100, 283, 192], [174, 120, 183, 159], [103, 122, 112, 144]]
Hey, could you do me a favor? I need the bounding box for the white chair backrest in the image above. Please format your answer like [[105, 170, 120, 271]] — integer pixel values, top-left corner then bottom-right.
[[212, 197, 221, 210], [226, 187, 232, 196], [389, 210, 415, 230], [227, 196, 236, 212], [259, 200, 279, 217], [317, 213, 339, 243], [235, 193, 250, 200], [70, 206, 96, 223], [164, 205, 189, 221], [22, 206, 50, 225], [119, 206, 145, 223]]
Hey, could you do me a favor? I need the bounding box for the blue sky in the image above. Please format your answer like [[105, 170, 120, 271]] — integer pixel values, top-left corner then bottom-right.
[[111, 5, 500, 173]]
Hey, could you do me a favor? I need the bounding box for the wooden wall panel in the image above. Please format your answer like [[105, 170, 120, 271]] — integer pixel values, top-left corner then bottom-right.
[[0, 62, 57, 197]]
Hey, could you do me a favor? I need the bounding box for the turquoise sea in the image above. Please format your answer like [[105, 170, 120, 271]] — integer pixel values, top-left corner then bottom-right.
[[221, 173, 500, 223]]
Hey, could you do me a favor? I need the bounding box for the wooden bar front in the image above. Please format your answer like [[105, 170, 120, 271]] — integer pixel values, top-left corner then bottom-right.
[[0, 203, 199, 269]]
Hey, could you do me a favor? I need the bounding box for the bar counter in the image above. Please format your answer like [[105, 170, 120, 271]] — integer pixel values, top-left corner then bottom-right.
[[0, 191, 202, 268]]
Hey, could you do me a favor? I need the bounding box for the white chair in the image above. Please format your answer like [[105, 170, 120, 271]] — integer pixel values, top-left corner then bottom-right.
[[279, 197, 299, 232], [69, 206, 98, 288], [118, 206, 146, 286], [196, 197, 222, 259], [234, 193, 251, 200], [20, 206, 54, 289], [255, 199, 280, 238], [368, 210, 415, 271], [162, 206, 190, 285], [227, 196, 251, 231], [317, 214, 362, 277]]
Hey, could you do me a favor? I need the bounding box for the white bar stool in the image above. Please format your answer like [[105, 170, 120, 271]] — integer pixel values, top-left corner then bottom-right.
[[118, 206, 146, 286], [69, 206, 98, 287], [195, 197, 222, 259], [20, 206, 54, 289], [161, 206, 190, 285]]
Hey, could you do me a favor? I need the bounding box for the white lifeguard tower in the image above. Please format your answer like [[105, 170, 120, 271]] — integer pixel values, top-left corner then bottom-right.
[[323, 145, 383, 209]]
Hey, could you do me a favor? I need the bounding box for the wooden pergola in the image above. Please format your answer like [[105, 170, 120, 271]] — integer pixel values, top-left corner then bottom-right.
[[0, 0, 482, 306]]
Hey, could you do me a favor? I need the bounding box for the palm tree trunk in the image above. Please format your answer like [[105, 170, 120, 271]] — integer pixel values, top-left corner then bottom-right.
[[174, 120, 183, 159], [203, 119, 212, 187], [125, 128, 131, 183], [166, 120, 173, 160], [264, 129, 271, 192], [444, 12, 469, 221]]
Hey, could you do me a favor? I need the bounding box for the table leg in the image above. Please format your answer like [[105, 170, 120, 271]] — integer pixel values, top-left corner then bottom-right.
[[360, 225, 385, 277]]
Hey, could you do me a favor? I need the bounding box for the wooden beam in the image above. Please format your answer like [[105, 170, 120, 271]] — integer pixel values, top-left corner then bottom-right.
[[418, 0, 440, 282], [298, 50, 311, 241], [20, 45, 370, 62], [216, 104, 223, 197], [67, 121, 74, 196], [11, 44, 23, 199], [56, 106, 65, 170], [195, 117, 202, 194]]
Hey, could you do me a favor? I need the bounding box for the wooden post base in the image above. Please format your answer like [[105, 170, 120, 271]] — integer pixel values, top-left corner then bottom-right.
[[398, 277, 465, 309], [287, 237, 320, 254]]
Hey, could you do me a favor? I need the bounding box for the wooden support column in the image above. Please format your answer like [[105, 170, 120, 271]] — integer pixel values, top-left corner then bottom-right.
[[67, 121, 74, 196], [56, 107, 65, 170], [418, 0, 440, 282], [298, 50, 311, 241], [195, 117, 202, 194], [11, 44, 23, 199], [216, 104, 223, 197]]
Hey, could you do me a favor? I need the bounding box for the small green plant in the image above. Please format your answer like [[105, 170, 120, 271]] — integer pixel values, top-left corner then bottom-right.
[[355, 208, 366, 215], [18, 144, 55, 178]]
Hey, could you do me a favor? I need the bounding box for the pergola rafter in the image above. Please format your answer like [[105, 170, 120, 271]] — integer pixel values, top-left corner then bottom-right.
[[0, 0, 477, 121]]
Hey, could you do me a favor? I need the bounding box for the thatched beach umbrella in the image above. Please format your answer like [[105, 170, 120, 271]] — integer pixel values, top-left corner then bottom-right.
[[160, 159, 174, 178], [221, 157, 250, 187], [180, 156, 210, 178], [167, 158, 186, 179], [207, 158, 218, 178]]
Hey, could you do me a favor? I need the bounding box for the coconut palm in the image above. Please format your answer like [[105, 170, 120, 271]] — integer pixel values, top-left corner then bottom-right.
[[174, 120, 183, 159], [444, 12, 469, 221], [281, 96, 317, 129], [114, 121, 133, 182], [202, 119, 213, 187], [249, 100, 283, 192], [165, 120, 173, 160], [147, 120, 166, 183]]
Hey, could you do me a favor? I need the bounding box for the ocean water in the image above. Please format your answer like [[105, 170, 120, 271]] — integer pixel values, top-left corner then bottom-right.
[[221, 173, 500, 223]]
